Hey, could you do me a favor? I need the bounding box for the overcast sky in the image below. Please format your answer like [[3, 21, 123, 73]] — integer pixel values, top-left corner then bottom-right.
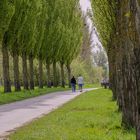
[[79, 0, 103, 51], [79, 0, 92, 31], [79, 0, 92, 13]]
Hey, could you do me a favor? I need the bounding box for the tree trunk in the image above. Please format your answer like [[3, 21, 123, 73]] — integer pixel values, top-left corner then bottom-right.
[[66, 63, 71, 88], [108, 46, 117, 100], [135, 1, 140, 139], [38, 58, 43, 88], [29, 54, 34, 90], [46, 62, 51, 87], [22, 52, 29, 90], [60, 62, 65, 88], [53, 61, 57, 87], [118, 0, 139, 129], [2, 37, 11, 93], [13, 51, 21, 91]]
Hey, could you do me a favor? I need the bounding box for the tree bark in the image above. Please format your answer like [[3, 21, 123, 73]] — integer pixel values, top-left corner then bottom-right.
[[13, 51, 21, 91], [107, 45, 117, 100], [22, 52, 29, 90], [46, 62, 51, 87], [135, 0, 140, 138], [66, 63, 71, 88], [38, 58, 43, 88], [29, 54, 34, 90], [2, 36, 11, 93], [53, 61, 57, 87], [60, 62, 65, 88], [117, 0, 138, 129]]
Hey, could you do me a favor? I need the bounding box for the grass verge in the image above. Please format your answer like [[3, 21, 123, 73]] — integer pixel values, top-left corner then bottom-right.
[[84, 83, 100, 88], [0, 87, 70, 105], [9, 89, 135, 140], [0, 83, 99, 105]]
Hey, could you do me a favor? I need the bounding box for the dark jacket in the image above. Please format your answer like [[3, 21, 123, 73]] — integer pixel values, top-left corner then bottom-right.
[[71, 77, 76, 84]]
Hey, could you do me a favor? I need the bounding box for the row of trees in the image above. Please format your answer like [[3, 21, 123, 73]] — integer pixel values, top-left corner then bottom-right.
[[91, 0, 140, 139], [0, 0, 83, 92]]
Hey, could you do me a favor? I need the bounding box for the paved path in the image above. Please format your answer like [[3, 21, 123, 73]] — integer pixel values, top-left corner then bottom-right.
[[0, 88, 98, 138]]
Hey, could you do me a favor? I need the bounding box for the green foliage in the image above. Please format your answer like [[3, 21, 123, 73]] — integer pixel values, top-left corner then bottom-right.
[[9, 89, 135, 140], [2, 0, 83, 63], [91, 0, 116, 49], [93, 50, 108, 77], [41, 0, 83, 64], [0, 0, 15, 42], [17, 0, 44, 55], [71, 56, 104, 83], [35, 0, 48, 59]]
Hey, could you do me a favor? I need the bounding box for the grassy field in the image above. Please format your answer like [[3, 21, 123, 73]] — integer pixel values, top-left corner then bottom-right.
[[9, 89, 135, 140]]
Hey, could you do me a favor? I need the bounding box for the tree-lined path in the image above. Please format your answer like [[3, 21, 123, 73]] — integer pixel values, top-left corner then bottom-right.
[[0, 88, 97, 138], [1, 0, 140, 139]]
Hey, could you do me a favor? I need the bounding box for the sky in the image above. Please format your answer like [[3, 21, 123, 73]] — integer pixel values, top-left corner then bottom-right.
[[79, 0, 103, 51], [79, 0, 92, 13], [79, 0, 92, 30]]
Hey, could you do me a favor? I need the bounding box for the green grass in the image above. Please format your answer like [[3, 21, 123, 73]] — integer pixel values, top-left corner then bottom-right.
[[83, 83, 100, 88], [0, 87, 70, 105], [9, 89, 135, 140], [0, 83, 99, 105]]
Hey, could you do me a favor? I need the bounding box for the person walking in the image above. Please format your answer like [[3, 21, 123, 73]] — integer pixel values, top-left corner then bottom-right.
[[71, 76, 76, 92], [77, 74, 84, 92]]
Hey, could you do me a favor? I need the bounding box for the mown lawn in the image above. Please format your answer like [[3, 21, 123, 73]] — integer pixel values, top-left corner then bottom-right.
[[0, 87, 70, 105], [9, 89, 135, 140]]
